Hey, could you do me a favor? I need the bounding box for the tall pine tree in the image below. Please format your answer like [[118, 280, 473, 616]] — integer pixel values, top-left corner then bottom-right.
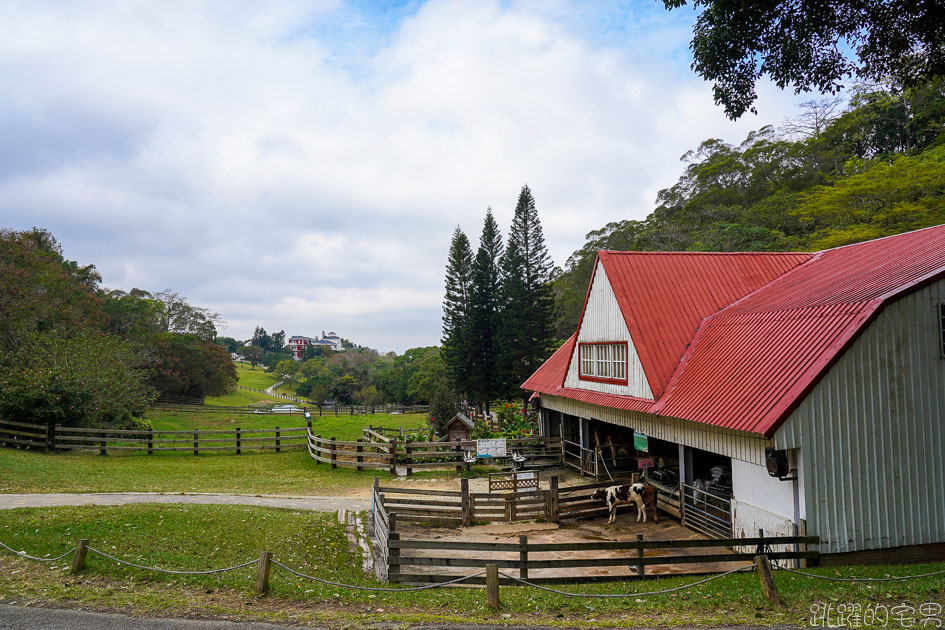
[[440, 226, 474, 398], [467, 209, 503, 410], [497, 185, 556, 399]]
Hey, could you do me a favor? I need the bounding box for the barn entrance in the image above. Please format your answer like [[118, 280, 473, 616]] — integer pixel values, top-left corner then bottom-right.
[[680, 446, 733, 538]]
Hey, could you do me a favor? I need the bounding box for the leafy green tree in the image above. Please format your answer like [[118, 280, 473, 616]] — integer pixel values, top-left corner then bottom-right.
[[330, 374, 360, 404], [215, 336, 243, 353], [427, 385, 459, 436], [467, 209, 504, 409], [497, 186, 556, 399], [155, 290, 221, 341], [274, 359, 300, 387], [664, 0, 945, 119], [0, 228, 103, 350], [271, 330, 286, 351], [441, 226, 474, 398], [794, 148, 945, 248], [406, 347, 447, 403], [243, 345, 264, 369], [0, 329, 155, 428], [251, 326, 271, 352], [101, 288, 166, 347], [148, 333, 238, 399]]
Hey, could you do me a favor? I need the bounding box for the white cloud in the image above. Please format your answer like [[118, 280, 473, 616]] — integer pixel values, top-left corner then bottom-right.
[[0, 0, 808, 352]]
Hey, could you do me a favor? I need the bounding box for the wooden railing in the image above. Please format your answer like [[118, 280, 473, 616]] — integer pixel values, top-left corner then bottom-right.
[[148, 402, 430, 416], [384, 534, 820, 584], [308, 427, 564, 475], [0, 420, 49, 451], [54, 425, 307, 455]]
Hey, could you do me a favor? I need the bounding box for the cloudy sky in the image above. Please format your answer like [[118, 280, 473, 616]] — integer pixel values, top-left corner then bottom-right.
[[1, 1, 811, 353]]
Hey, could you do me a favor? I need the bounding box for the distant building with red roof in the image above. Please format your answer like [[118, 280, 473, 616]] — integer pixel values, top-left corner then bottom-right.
[[525, 225, 945, 558]]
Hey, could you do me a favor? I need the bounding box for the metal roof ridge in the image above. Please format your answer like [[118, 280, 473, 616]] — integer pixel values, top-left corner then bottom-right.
[[815, 222, 945, 254], [598, 249, 813, 256]]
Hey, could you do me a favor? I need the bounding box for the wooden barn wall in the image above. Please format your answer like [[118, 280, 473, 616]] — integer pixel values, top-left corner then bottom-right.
[[775, 280, 945, 554], [540, 394, 770, 466], [563, 261, 653, 399]]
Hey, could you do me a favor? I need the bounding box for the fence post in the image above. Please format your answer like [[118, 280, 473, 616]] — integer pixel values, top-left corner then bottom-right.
[[519, 534, 528, 580], [315, 435, 322, 464], [194, 430, 198, 456], [405, 439, 412, 476], [46, 423, 55, 454], [255, 551, 272, 595], [335, 407, 338, 417], [388, 531, 400, 579], [754, 554, 780, 606], [330, 437, 337, 469], [147, 428, 153, 455], [275, 426, 280, 453], [318, 403, 322, 417], [505, 495, 513, 522], [71, 539, 89, 574], [486, 563, 500, 608], [461, 478, 471, 527], [549, 476, 560, 523], [236, 427, 241, 455], [389, 438, 398, 475], [99, 434, 107, 456], [350, 406, 354, 416], [635, 533, 645, 576], [356, 438, 363, 472]]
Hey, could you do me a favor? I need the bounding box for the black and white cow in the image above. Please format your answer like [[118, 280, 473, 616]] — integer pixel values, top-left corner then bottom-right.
[[591, 482, 658, 524]]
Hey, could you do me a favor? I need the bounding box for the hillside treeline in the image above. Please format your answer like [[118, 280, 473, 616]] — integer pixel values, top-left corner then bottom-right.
[[552, 80, 945, 337], [0, 228, 236, 428]]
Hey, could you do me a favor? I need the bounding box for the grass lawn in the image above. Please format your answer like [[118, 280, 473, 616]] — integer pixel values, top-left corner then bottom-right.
[[0, 448, 387, 495], [145, 410, 428, 441], [203, 361, 288, 406], [0, 504, 943, 628], [232, 361, 279, 390]]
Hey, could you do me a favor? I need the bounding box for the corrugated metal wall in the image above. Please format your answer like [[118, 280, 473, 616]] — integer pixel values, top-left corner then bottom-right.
[[541, 394, 770, 466], [563, 261, 653, 398], [775, 280, 945, 553]]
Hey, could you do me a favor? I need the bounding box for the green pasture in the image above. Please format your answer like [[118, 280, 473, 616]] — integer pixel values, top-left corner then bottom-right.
[[145, 410, 427, 440]]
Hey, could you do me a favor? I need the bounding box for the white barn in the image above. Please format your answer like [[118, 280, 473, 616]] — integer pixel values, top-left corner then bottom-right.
[[524, 225, 945, 563]]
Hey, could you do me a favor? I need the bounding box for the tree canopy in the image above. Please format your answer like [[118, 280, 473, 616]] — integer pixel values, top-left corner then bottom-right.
[[665, 0, 945, 119], [552, 79, 945, 335]]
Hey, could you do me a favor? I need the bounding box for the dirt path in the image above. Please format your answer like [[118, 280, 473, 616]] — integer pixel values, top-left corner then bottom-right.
[[0, 492, 370, 512]]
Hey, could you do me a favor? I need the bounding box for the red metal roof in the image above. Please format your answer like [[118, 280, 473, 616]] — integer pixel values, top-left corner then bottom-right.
[[523, 224, 945, 437], [593, 251, 811, 397]]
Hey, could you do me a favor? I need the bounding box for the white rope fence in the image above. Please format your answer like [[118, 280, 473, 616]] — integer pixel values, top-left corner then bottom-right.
[[0, 540, 75, 562], [497, 564, 755, 598], [87, 547, 258, 575], [272, 561, 485, 592], [775, 565, 945, 582]]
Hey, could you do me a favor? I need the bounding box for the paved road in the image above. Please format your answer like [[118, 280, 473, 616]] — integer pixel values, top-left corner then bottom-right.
[[0, 605, 329, 630], [0, 493, 369, 512], [0, 606, 793, 629]]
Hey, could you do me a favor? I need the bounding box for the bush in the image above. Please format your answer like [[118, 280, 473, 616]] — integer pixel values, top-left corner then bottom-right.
[[495, 403, 538, 439]]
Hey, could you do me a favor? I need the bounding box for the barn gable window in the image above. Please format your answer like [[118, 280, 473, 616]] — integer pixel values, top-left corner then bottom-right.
[[578, 342, 628, 384]]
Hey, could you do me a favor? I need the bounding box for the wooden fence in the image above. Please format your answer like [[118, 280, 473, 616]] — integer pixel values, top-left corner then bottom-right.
[[0, 419, 49, 451], [308, 428, 564, 474], [382, 533, 820, 584], [54, 425, 307, 455], [148, 402, 429, 416], [372, 477, 692, 532]]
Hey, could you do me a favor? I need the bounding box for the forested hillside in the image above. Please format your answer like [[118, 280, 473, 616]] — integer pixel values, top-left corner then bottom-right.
[[552, 80, 945, 337], [0, 228, 236, 428]]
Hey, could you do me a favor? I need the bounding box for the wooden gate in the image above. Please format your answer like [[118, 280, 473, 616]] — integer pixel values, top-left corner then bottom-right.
[[471, 490, 551, 522]]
